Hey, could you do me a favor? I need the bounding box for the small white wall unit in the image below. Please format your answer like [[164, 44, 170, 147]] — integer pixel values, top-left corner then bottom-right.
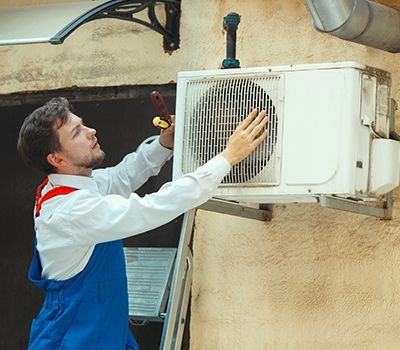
[[173, 62, 399, 203]]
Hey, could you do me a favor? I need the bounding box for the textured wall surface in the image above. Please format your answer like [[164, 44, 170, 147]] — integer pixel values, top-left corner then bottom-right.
[[192, 202, 400, 349], [2, 0, 400, 349]]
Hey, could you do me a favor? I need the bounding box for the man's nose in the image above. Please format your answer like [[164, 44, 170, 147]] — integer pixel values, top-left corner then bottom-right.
[[86, 126, 96, 138]]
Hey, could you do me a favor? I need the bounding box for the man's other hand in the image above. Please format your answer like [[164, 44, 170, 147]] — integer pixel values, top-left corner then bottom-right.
[[159, 115, 175, 149]]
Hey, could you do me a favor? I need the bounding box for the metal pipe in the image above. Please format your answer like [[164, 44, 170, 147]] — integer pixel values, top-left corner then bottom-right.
[[304, 0, 400, 53]]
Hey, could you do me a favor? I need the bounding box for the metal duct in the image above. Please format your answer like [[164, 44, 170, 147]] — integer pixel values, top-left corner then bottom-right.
[[304, 0, 400, 53]]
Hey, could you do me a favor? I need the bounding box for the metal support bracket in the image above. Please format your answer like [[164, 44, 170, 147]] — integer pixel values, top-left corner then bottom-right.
[[52, 0, 181, 50], [198, 198, 272, 221], [318, 98, 398, 220], [319, 193, 393, 219]]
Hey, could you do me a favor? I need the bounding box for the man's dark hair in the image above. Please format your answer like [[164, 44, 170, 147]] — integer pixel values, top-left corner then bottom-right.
[[17, 97, 73, 174]]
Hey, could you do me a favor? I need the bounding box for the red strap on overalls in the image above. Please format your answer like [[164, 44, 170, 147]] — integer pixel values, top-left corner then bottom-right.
[[35, 178, 78, 217]]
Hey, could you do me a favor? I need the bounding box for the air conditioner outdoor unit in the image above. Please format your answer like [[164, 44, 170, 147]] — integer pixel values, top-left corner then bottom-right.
[[172, 62, 400, 203]]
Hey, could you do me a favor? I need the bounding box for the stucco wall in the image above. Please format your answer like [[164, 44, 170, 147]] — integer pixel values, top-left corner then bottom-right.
[[193, 203, 400, 349], [3, 0, 400, 349]]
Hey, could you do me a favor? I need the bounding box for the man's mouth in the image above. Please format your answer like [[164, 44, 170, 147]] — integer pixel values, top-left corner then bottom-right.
[[92, 139, 99, 149]]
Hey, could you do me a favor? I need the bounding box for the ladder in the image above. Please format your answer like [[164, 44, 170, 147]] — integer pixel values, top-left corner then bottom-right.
[[124, 200, 271, 350]]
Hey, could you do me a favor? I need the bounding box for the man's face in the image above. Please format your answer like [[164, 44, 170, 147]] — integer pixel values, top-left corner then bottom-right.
[[54, 112, 105, 174]]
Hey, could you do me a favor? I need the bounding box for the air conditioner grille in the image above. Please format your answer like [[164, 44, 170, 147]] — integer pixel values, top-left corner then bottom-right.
[[181, 75, 282, 186]]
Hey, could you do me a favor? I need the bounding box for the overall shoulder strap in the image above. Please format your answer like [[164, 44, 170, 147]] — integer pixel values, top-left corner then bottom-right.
[[35, 178, 78, 217]]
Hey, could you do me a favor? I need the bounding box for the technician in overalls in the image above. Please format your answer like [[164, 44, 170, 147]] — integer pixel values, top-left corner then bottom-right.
[[17, 97, 268, 350]]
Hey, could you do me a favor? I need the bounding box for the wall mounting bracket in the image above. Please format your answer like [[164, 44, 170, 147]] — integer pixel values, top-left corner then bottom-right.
[[0, 0, 181, 50], [318, 193, 393, 220], [199, 198, 272, 221]]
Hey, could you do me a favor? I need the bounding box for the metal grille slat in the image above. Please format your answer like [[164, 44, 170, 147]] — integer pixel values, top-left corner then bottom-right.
[[124, 247, 177, 321], [182, 74, 283, 186]]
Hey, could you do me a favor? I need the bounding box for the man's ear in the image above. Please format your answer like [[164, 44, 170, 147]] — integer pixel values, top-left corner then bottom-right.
[[47, 152, 66, 169]]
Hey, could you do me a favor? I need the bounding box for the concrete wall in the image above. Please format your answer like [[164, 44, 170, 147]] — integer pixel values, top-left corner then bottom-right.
[[2, 0, 400, 349]]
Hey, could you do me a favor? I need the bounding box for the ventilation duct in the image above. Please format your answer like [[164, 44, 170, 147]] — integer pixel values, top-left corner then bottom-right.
[[304, 0, 400, 53]]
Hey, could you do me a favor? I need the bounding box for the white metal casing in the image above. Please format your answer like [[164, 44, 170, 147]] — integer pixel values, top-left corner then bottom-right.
[[173, 62, 398, 203], [370, 139, 400, 195]]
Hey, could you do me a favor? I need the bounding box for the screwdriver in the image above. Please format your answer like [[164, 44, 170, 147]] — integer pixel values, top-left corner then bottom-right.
[[151, 91, 172, 129]]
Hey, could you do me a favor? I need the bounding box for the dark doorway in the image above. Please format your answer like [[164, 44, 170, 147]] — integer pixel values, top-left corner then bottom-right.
[[0, 85, 190, 350]]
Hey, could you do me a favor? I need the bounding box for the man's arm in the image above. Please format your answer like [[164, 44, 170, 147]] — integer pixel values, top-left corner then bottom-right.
[[93, 117, 176, 197], [93, 138, 171, 197], [63, 154, 230, 245], [64, 109, 268, 245]]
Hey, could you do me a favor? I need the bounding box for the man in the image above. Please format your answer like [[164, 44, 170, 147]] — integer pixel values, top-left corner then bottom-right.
[[17, 97, 268, 349]]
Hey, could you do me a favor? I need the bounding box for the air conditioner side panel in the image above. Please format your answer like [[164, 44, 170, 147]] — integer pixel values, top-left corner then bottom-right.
[[282, 70, 344, 186]]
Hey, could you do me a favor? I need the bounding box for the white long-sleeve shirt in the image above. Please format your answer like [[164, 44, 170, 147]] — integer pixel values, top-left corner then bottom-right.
[[34, 138, 231, 280]]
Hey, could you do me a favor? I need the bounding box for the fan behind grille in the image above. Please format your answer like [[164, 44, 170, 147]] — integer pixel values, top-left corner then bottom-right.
[[182, 75, 282, 186]]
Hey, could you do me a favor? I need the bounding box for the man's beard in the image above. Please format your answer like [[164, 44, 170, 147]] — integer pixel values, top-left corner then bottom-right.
[[87, 149, 105, 169], [76, 149, 106, 170]]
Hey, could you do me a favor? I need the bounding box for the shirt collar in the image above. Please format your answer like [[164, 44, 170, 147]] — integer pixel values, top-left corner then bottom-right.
[[48, 173, 99, 192]]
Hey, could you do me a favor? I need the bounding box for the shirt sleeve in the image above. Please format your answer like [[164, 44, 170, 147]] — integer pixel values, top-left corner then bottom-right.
[[93, 137, 172, 197], [66, 155, 231, 245]]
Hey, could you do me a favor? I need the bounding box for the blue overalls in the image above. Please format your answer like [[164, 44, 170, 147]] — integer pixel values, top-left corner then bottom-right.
[[28, 180, 139, 350]]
